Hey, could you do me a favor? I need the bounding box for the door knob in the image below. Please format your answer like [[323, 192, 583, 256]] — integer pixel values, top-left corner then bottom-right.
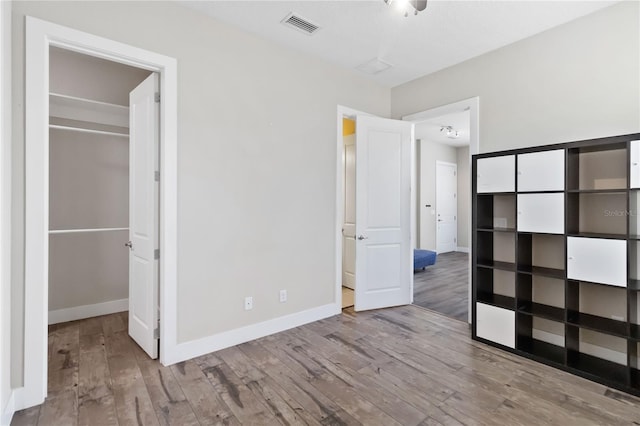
[[125, 241, 133, 249], [357, 235, 368, 240]]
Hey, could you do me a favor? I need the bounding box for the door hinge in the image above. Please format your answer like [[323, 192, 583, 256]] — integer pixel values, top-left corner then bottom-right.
[[153, 327, 160, 339], [154, 92, 160, 103], [154, 249, 160, 260], [154, 171, 160, 182]]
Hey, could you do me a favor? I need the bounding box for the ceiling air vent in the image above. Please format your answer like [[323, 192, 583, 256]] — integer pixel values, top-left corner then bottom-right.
[[281, 12, 320, 35]]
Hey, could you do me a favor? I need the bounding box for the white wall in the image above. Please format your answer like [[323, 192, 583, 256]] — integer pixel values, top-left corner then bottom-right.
[[391, 1, 640, 153], [456, 146, 470, 249], [1, 0, 12, 423], [418, 139, 456, 251], [10, 1, 390, 388]]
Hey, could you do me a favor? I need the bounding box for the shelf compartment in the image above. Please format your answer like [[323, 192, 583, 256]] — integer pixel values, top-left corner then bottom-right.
[[566, 143, 627, 191], [476, 231, 515, 269], [631, 342, 639, 389], [631, 292, 639, 341], [475, 267, 515, 310], [566, 325, 629, 385], [566, 350, 629, 385], [566, 192, 627, 237], [517, 336, 565, 365], [517, 233, 565, 277], [566, 280, 627, 337], [476, 194, 516, 230], [517, 273, 564, 321], [517, 314, 565, 365]]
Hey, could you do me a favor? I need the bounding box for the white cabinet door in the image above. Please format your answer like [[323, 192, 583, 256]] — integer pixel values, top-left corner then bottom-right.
[[476, 303, 515, 348], [477, 155, 515, 193], [630, 140, 640, 188], [517, 193, 564, 234], [567, 237, 626, 287], [518, 149, 565, 191]]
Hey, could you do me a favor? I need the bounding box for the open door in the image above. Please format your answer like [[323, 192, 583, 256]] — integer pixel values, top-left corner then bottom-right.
[[127, 73, 159, 358], [354, 115, 413, 311]]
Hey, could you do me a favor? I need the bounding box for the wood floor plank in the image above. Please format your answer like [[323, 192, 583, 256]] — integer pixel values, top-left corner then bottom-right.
[[170, 360, 239, 425], [201, 358, 277, 425], [216, 346, 315, 426], [137, 359, 200, 426]]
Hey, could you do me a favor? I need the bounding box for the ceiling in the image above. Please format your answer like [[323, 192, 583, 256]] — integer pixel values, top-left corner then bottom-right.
[[182, 1, 618, 87], [415, 109, 470, 147]]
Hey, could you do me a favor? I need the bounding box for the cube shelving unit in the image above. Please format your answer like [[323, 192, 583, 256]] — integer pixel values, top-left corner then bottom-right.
[[472, 133, 640, 396]]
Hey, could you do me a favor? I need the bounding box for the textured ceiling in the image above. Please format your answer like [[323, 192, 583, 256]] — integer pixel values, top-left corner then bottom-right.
[[182, 1, 618, 87]]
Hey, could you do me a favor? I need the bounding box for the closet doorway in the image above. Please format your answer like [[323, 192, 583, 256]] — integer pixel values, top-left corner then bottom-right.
[[47, 47, 160, 358]]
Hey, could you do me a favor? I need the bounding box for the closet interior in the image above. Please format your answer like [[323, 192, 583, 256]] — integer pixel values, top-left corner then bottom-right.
[[48, 47, 151, 324]]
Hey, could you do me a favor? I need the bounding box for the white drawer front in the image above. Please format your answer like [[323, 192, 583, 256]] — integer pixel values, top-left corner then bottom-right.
[[518, 149, 565, 192], [476, 303, 515, 348], [517, 193, 564, 234], [631, 140, 640, 189], [567, 237, 626, 287], [477, 155, 515, 193]]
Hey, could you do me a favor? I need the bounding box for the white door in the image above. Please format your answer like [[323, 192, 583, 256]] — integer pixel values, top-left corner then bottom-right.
[[342, 134, 356, 289], [354, 115, 413, 311], [128, 73, 159, 358], [436, 161, 457, 253]]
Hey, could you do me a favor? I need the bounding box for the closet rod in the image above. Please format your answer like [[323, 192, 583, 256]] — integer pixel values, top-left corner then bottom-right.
[[49, 124, 129, 138], [49, 227, 129, 235]]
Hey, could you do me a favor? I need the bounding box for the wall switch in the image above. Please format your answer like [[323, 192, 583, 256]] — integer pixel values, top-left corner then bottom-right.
[[244, 296, 253, 310], [279, 289, 287, 303]]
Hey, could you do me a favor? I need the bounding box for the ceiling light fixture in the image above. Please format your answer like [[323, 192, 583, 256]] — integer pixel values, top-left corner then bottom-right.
[[441, 126, 460, 139], [384, 0, 428, 17]]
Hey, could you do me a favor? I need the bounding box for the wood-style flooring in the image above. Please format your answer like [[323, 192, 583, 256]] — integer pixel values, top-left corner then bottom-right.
[[12, 306, 640, 425], [413, 251, 469, 321]]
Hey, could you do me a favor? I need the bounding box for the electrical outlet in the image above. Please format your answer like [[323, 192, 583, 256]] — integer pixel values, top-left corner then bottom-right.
[[244, 296, 253, 311], [279, 289, 287, 303]]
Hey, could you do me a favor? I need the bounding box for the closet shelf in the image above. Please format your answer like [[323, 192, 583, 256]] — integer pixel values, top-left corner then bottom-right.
[[50, 124, 128, 138], [49, 227, 129, 235], [50, 92, 129, 128]]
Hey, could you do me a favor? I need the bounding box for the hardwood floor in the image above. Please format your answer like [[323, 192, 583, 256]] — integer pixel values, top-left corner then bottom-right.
[[413, 251, 469, 321], [12, 307, 640, 425]]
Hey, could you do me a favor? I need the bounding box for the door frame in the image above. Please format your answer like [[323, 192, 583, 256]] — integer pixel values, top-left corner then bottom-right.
[[435, 160, 458, 253], [20, 16, 178, 409], [402, 97, 480, 324], [335, 106, 374, 310], [335, 106, 415, 311]]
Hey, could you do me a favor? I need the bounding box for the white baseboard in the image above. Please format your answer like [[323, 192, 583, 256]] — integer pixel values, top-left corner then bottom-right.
[[1, 390, 14, 426], [48, 298, 128, 325], [166, 303, 340, 365], [456, 246, 469, 253]]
